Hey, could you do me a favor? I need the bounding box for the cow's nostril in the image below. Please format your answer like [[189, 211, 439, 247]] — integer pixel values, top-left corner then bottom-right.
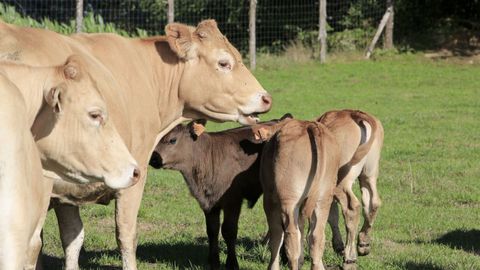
[[262, 95, 272, 105], [133, 168, 140, 180]]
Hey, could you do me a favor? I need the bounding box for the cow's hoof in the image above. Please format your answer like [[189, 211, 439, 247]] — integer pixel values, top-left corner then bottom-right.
[[342, 261, 357, 270]]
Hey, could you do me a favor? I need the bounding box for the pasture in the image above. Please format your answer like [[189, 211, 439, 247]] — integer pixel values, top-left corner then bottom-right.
[[41, 54, 480, 270]]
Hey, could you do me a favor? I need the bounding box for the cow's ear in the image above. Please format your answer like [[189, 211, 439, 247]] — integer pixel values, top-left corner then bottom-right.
[[62, 55, 83, 81], [165, 23, 197, 60], [187, 119, 206, 140], [45, 84, 65, 113], [194, 19, 219, 40]]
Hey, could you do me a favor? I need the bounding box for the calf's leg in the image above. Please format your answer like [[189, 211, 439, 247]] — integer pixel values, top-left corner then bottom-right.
[[264, 196, 284, 270], [282, 205, 301, 270], [327, 201, 344, 254], [221, 201, 242, 270], [205, 207, 221, 270], [54, 204, 84, 270], [309, 201, 331, 270], [358, 160, 381, 256]]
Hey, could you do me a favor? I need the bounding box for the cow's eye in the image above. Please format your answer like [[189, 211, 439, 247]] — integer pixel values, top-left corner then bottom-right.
[[169, 138, 177, 145], [88, 110, 104, 126], [218, 60, 232, 70]]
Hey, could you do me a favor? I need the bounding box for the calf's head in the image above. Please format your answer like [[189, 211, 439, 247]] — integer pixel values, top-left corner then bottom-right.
[[150, 120, 206, 170], [31, 55, 140, 189], [166, 20, 272, 125]]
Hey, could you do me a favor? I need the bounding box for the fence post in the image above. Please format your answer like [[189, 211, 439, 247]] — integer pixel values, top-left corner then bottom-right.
[[75, 0, 83, 33], [319, 0, 327, 63], [249, 0, 257, 70], [168, 0, 174, 23], [384, 0, 394, 49], [365, 7, 392, 59]]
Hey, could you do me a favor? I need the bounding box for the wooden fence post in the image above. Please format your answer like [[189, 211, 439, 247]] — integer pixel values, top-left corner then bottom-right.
[[75, 0, 83, 33], [249, 0, 257, 70], [384, 0, 394, 49], [319, 0, 327, 63], [365, 7, 392, 59], [168, 0, 174, 24]]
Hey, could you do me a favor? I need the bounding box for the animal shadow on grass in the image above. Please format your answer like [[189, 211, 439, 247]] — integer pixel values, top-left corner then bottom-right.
[[434, 229, 480, 255], [393, 261, 445, 270], [41, 241, 209, 269]]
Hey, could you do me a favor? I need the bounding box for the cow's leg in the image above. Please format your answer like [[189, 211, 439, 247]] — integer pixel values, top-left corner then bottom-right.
[[327, 201, 344, 254], [115, 175, 147, 270], [221, 201, 242, 270], [309, 202, 331, 270], [205, 207, 221, 270], [298, 210, 306, 268], [358, 159, 381, 256], [264, 196, 284, 270], [54, 204, 84, 270], [281, 205, 301, 270]]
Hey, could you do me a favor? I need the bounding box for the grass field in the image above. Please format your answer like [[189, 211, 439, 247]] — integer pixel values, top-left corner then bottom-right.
[[41, 53, 480, 270]]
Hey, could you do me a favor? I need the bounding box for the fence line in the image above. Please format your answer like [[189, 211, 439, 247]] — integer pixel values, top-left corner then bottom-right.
[[0, 0, 392, 67]]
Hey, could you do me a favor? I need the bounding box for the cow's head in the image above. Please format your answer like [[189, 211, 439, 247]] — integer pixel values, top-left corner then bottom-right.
[[31, 55, 140, 189], [149, 119, 206, 170], [166, 20, 272, 125]]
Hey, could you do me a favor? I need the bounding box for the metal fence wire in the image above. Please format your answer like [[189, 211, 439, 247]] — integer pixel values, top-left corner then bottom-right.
[[0, 0, 387, 53]]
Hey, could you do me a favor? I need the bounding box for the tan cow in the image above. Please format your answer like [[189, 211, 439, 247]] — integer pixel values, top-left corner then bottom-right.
[[316, 109, 384, 270], [252, 119, 340, 270], [0, 19, 272, 269], [0, 56, 140, 269], [0, 72, 49, 270]]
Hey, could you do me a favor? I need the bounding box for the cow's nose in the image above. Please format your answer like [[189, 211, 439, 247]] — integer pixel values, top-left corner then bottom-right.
[[132, 167, 141, 185], [261, 94, 272, 110]]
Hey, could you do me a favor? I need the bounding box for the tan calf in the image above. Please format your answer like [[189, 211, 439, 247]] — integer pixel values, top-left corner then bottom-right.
[[253, 119, 340, 270], [0, 56, 139, 269], [316, 109, 384, 270]]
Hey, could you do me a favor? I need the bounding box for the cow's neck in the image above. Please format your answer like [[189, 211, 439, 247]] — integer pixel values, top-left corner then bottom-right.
[[1, 64, 51, 126], [140, 37, 187, 133]]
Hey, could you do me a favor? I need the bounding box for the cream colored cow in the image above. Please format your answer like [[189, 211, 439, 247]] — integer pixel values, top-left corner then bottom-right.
[[0, 19, 272, 269], [0, 56, 140, 269]]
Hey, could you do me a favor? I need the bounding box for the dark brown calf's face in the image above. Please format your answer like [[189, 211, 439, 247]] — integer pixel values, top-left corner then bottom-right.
[[149, 120, 205, 170]]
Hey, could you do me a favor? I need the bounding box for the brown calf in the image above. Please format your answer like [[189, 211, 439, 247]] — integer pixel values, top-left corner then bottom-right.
[[252, 119, 341, 270], [149, 114, 292, 270], [316, 109, 384, 270]]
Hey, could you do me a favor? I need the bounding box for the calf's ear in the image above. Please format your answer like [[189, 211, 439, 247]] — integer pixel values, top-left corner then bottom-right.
[[165, 23, 197, 60], [187, 119, 207, 140], [250, 124, 274, 143], [281, 113, 294, 120]]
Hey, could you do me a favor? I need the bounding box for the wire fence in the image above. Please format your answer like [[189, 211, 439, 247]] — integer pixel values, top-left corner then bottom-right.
[[0, 0, 387, 54]]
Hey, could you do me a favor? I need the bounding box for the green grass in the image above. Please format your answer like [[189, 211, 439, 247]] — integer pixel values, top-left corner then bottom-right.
[[40, 54, 480, 269]]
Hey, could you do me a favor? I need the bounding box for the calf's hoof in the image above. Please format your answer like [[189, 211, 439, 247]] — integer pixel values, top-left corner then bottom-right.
[[225, 257, 239, 270], [333, 241, 345, 255], [357, 242, 371, 256], [357, 233, 371, 256], [342, 260, 357, 270]]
